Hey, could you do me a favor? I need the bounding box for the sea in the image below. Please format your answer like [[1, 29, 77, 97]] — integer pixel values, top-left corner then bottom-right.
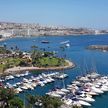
[[1, 34, 108, 108]]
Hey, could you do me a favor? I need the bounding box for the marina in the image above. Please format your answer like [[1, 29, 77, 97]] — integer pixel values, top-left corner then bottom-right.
[[1, 71, 68, 94], [1, 34, 108, 107], [46, 72, 108, 107], [1, 70, 108, 107]]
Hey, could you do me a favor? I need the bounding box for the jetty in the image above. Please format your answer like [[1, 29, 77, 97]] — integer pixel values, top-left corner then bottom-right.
[[87, 45, 108, 52]]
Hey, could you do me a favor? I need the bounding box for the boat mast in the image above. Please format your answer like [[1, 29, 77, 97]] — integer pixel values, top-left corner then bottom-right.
[[84, 58, 89, 75], [23, 92, 26, 108], [91, 57, 98, 74]]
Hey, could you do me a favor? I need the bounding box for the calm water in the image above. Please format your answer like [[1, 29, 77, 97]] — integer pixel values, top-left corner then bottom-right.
[[1, 34, 108, 108]]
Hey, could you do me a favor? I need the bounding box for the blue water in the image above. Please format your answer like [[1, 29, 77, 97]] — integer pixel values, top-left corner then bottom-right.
[[1, 34, 108, 108]]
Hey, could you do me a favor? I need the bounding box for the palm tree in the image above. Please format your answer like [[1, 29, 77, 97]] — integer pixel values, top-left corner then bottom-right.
[[27, 95, 36, 108], [31, 45, 38, 51]]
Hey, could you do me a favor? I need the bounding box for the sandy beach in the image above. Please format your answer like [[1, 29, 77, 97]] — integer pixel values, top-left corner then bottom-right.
[[4, 60, 75, 75]]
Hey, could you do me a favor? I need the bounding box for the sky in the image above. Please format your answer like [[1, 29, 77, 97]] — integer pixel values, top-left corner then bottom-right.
[[0, 0, 108, 29]]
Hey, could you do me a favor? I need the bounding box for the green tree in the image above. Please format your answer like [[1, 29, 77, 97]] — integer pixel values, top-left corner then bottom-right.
[[27, 95, 62, 108], [27, 95, 36, 108], [8, 97, 23, 108], [0, 88, 15, 108], [41, 95, 62, 108], [31, 45, 38, 53]]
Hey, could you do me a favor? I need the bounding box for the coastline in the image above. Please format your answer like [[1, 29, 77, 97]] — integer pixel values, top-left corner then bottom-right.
[[3, 34, 106, 41], [0, 33, 108, 43], [4, 60, 75, 75]]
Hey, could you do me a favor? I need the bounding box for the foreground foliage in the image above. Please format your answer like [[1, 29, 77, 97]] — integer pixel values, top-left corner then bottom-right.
[[27, 94, 63, 108], [0, 46, 11, 54], [0, 87, 23, 108]]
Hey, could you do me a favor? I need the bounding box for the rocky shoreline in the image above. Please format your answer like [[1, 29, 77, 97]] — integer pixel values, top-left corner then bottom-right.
[[87, 45, 108, 52]]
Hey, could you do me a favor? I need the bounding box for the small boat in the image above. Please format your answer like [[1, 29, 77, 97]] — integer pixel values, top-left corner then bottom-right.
[[49, 77, 55, 82], [62, 98, 73, 105], [83, 88, 98, 96], [13, 84, 17, 87], [23, 78, 29, 83], [72, 81, 81, 85], [5, 75, 14, 80], [55, 73, 68, 79], [102, 50, 107, 52], [46, 77, 54, 82], [65, 43, 70, 47], [95, 84, 108, 92], [6, 83, 13, 88], [15, 74, 21, 77], [41, 40, 49, 44], [77, 95, 95, 102], [31, 82, 37, 87], [24, 83, 34, 90], [101, 85, 108, 91], [87, 72, 100, 78], [91, 86, 104, 94], [42, 79, 48, 84], [38, 81, 45, 87], [20, 74, 25, 77], [21, 86, 28, 90], [15, 87, 23, 93], [46, 91, 61, 98], [61, 88, 70, 93], [72, 97, 91, 106], [78, 100, 91, 106], [55, 89, 66, 95], [16, 82, 21, 85], [41, 73, 48, 77], [0, 79, 4, 82], [24, 71, 29, 76]]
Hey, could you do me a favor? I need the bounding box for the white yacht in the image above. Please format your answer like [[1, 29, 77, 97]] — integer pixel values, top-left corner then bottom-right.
[[65, 43, 70, 47], [61, 88, 70, 93], [15, 87, 23, 93], [5, 75, 14, 80], [78, 100, 91, 106], [91, 86, 104, 94], [46, 91, 61, 98], [63, 98, 73, 105], [77, 95, 95, 102]]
